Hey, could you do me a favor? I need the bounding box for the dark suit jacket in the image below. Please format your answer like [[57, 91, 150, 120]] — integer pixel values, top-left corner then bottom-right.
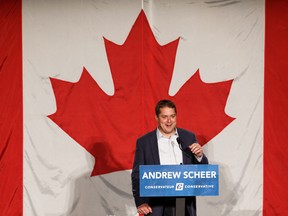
[[131, 128, 209, 216]]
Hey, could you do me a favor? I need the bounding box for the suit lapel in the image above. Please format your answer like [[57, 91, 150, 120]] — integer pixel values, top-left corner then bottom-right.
[[149, 130, 160, 165], [178, 128, 191, 165], [182, 152, 191, 164]]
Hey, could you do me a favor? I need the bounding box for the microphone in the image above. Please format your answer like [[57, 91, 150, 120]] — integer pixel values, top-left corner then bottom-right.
[[176, 137, 193, 160]]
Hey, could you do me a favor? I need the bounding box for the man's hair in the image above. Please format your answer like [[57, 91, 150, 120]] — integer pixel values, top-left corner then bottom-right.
[[155, 100, 177, 116]]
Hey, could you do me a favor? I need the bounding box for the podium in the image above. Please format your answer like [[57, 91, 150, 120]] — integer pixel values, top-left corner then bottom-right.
[[139, 164, 219, 197]]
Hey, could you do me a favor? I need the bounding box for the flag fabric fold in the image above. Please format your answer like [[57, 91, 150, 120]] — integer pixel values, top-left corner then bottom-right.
[[0, 1, 22, 215], [0, 0, 288, 215]]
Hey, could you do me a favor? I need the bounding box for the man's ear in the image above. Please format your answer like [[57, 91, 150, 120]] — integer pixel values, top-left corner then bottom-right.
[[155, 115, 158, 121]]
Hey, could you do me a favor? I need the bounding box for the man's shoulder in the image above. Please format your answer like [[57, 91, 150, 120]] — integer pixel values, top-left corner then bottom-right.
[[177, 127, 195, 136], [137, 129, 157, 142], [137, 129, 157, 141], [177, 128, 197, 145]]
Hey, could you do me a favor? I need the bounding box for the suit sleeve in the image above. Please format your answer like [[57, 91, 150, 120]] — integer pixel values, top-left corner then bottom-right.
[[131, 138, 149, 207], [179, 128, 209, 165], [194, 153, 209, 164]]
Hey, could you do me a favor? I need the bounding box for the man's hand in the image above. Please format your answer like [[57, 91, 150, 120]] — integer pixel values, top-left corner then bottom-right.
[[137, 203, 152, 215], [189, 143, 203, 158]]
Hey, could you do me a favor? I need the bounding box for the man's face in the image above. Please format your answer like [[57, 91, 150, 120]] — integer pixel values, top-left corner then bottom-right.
[[156, 107, 177, 137]]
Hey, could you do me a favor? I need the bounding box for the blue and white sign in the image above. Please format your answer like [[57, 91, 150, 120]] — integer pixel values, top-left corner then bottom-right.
[[140, 164, 219, 197]]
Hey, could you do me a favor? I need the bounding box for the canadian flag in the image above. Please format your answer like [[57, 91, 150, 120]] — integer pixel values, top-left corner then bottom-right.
[[0, 0, 287, 215]]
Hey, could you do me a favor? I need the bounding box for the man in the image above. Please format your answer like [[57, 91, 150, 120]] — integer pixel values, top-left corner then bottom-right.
[[131, 99, 209, 216]]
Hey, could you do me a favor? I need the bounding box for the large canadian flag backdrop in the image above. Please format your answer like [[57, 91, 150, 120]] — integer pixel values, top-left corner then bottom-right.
[[1, 0, 288, 215]]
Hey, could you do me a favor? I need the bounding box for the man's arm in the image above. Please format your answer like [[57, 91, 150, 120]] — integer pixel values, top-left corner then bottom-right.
[[178, 128, 209, 164], [189, 143, 209, 164], [131, 139, 150, 207]]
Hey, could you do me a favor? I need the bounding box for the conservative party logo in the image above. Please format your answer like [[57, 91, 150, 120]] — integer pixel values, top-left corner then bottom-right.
[[175, 183, 184, 191]]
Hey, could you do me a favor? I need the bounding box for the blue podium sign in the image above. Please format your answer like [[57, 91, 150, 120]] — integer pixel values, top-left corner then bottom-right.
[[140, 164, 219, 197]]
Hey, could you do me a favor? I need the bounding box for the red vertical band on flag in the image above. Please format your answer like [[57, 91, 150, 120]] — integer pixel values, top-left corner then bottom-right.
[[0, 0, 23, 215], [264, 0, 288, 215]]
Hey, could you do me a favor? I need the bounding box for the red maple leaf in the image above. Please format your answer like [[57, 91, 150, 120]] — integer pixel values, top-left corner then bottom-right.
[[48, 11, 234, 176]]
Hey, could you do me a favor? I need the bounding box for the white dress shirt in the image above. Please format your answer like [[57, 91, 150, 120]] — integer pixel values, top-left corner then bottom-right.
[[156, 128, 183, 165]]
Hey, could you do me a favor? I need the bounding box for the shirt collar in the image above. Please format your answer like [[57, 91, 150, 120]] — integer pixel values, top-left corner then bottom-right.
[[156, 128, 178, 140]]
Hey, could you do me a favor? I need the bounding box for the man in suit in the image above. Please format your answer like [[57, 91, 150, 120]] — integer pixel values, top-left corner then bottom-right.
[[131, 99, 209, 216]]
